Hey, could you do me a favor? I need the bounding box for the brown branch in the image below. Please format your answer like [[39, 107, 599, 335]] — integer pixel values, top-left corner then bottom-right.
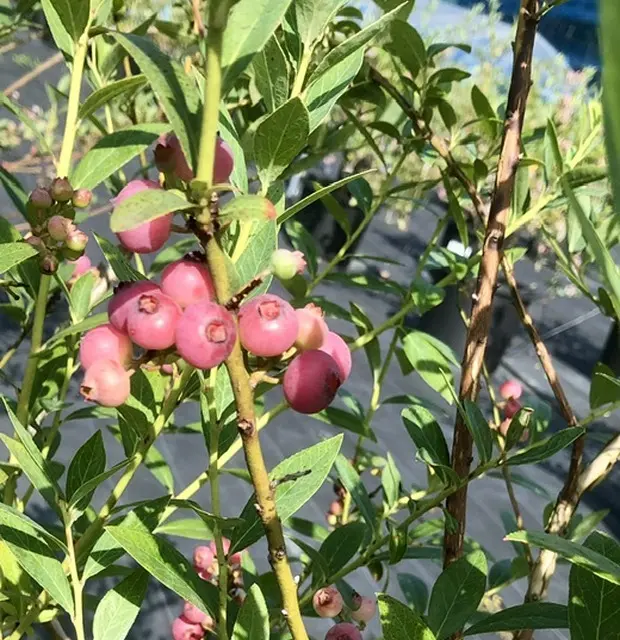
[[442, 0, 540, 592], [2, 51, 64, 96]]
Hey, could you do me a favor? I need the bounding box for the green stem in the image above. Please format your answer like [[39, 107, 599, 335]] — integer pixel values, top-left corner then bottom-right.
[[63, 508, 85, 640], [291, 46, 312, 97], [206, 369, 229, 640]]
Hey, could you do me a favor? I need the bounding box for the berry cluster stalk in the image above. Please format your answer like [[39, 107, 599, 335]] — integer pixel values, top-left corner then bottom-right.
[[195, 3, 308, 639]]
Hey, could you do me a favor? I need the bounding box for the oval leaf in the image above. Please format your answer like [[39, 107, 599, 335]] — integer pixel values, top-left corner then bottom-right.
[[465, 603, 568, 636], [231, 583, 269, 640], [379, 593, 437, 640], [110, 189, 193, 233]]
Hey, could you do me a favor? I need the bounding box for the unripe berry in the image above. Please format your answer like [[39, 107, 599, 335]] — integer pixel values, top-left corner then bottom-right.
[[72, 188, 92, 208], [329, 500, 343, 516], [325, 622, 362, 640], [68, 255, 92, 279], [283, 351, 342, 414], [113, 179, 172, 254], [47, 215, 75, 242], [270, 249, 306, 280], [320, 332, 352, 381], [499, 379, 523, 400], [209, 538, 242, 566], [214, 137, 234, 185], [80, 359, 130, 407], [351, 594, 377, 623], [108, 280, 161, 334], [80, 324, 133, 370], [65, 229, 88, 252], [176, 301, 236, 369], [50, 177, 73, 202], [161, 256, 215, 309], [295, 304, 328, 351], [126, 292, 181, 350], [504, 398, 521, 419], [183, 602, 208, 626], [29, 187, 52, 209], [171, 616, 205, 640], [238, 294, 298, 357], [313, 586, 344, 618], [193, 545, 215, 572]]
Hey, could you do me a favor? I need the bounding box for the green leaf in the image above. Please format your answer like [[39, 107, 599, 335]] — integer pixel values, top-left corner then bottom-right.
[[110, 188, 192, 233], [334, 454, 376, 530], [398, 573, 429, 613], [304, 49, 364, 132], [234, 219, 276, 298], [0, 243, 38, 273], [0, 503, 73, 615], [93, 568, 149, 640], [506, 427, 584, 466], [41, 0, 73, 58], [230, 435, 343, 553], [168, 500, 243, 532], [222, 0, 293, 94], [462, 401, 493, 464], [312, 406, 376, 440], [1, 94, 54, 159], [66, 430, 106, 507], [294, 0, 346, 47], [155, 518, 213, 540], [254, 97, 309, 187], [144, 445, 174, 493], [544, 118, 564, 180], [570, 510, 610, 543], [69, 458, 133, 508], [231, 583, 269, 640], [379, 593, 437, 640], [428, 550, 487, 639], [401, 331, 457, 404], [504, 408, 534, 451], [106, 522, 218, 616], [78, 75, 147, 122], [220, 195, 277, 223], [93, 233, 146, 282], [48, 312, 109, 345], [429, 68, 471, 85], [350, 302, 380, 384], [564, 165, 608, 189], [465, 603, 568, 636], [312, 4, 403, 80], [317, 521, 366, 579], [252, 36, 289, 112], [384, 20, 427, 77], [382, 452, 401, 507], [569, 531, 620, 640], [72, 123, 170, 190], [445, 179, 467, 246], [506, 530, 620, 585], [0, 167, 28, 215], [113, 34, 200, 170], [219, 107, 248, 193], [69, 271, 96, 323], [49, 0, 89, 40]]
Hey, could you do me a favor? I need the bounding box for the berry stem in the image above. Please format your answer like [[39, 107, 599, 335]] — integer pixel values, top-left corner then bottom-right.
[[204, 368, 229, 640], [62, 506, 85, 640]]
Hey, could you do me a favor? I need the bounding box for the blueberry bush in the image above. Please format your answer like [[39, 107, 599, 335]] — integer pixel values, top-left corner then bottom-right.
[[1, 0, 620, 639]]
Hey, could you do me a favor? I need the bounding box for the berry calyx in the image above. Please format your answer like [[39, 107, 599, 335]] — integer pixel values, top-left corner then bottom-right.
[[504, 398, 521, 419], [80, 324, 133, 370], [270, 249, 306, 280], [295, 304, 328, 351], [72, 188, 92, 208], [126, 292, 181, 350], [283, 350, 342, 414], [29, 187, 53, 209], [176, 300, 236, 369], [47, 215, 75, 242], [238, 294, 298, 357], [161, 256, 215, 309], [172, 616, 205, 640], [50, 177, 73, 202], [80, 359, 130, 407], [313, 586, 344, 618], [113, 179, 172, 254], [325, 622, 362, 640], [499, 379, 523, 400], [108, 280, 161, 334], [351, 594, 377, 623], [319, 332, 352, 382]]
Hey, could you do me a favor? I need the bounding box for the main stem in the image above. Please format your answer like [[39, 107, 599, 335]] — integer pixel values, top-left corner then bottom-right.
[[197, 5, 307, 638], [63, 509, 85, 640]]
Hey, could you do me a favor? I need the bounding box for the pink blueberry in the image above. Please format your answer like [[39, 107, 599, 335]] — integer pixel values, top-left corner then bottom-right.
[[126, 292, 181, 350], [351, 594, 377, 623], [499, 379, 523, 400], [80, 359, 130, 407], [108, 280, 161, 334], [319, 332, 352, 381], [171, 616, 205, 640], [182, 602, 208, 626], [161, 256, 216, 309], [504, 398, 521, 419], [295, 304, 328, 351], [209, 538, 242, 566], [193, 545, 215, 572], [325, 622, 363, 640], [312, 586, 344, 618], [79, 323, 133, 370]]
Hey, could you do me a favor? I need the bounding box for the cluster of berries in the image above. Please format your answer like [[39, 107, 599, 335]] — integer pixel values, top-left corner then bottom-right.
[[497, 379, 527, 440], [171, 541, 243, 640], [25, 177, 91, 274], [313, 586, 376, 639]]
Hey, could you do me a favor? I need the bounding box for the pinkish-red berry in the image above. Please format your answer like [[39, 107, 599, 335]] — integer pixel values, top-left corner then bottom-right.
[[238, 294, 298, 357], [295, 304, 328, 351], [182, 602, 208, 626], [329, 500, 343, 516], [47, 215, 75, 241], [214, 137, 234, 185], [156, 133, 193, 182], [172, 616, 205, 640], [313, 586, 344, 618], [29, 187, 52, 209], [126, 292, 181, 350], [283, 350, 342, 414], [72, 188, 92, 208], [113, 179, 172, 254], [319, 332, 352, 381], [209, 538, 242, 566], [351, 594, 376, 623], [499, 379, 523, 400], [80, 359, 130, 407], [325, 622, 362, 640], [193, 545, 215, 572], [161, 256, 215, 309], [50, 177, 73, 202], [504, 398, 521, 419], [68, 255, 92, 279], [80, 324, 133, 370], [108, 280, 161, 334], [175, 301, 236, 369]]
